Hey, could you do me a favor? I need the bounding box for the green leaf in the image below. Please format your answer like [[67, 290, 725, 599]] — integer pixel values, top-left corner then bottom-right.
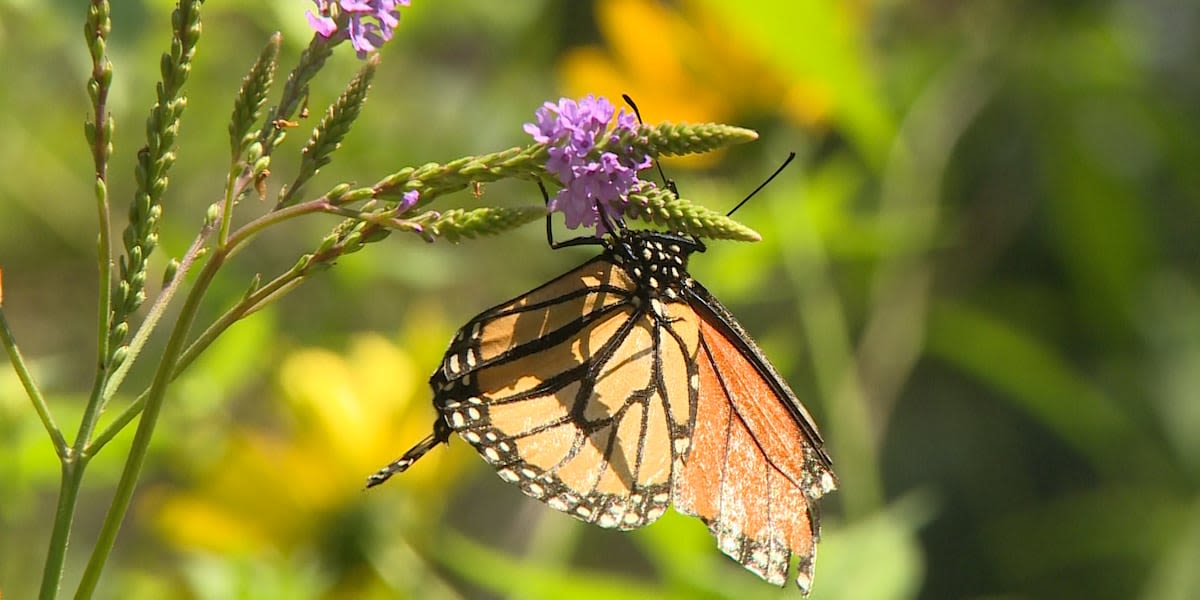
[[816, 495, 930, 600], [926, 300, 1151, 472], [435, 530, 678, 600]]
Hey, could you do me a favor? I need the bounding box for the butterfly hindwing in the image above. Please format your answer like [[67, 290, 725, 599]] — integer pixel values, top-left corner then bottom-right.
[[672, 309, 835, 590]]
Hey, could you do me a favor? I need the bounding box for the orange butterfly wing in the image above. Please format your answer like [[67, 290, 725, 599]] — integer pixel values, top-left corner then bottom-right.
[[436, 256, 700, 530], [370, 230, 837, 591], [673, 297, 837, 590]]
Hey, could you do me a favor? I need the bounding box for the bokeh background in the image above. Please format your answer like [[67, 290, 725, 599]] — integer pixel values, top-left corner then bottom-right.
[[2, 0, 1199, 598]]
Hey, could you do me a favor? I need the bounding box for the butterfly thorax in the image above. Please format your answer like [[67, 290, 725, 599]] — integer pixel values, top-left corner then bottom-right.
[[605, 230, 702, 303]]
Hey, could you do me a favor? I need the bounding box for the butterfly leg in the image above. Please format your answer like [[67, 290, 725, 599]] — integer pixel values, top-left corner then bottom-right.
[[365, 418, 453, 488], [539, 179, 603, 250]]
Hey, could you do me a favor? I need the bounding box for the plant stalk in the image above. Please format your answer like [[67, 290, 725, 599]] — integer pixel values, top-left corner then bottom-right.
[[0, 309, 66, 453], [73, 246, 226, 599], [39, 460, 86, 600]]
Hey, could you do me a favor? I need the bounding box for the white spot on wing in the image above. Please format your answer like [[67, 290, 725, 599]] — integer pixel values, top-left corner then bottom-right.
[[820, 471, 837, 493]]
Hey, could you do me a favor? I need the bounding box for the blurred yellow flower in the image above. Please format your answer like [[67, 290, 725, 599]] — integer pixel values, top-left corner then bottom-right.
[[151, 326, 469, 555], [559, 0, 835, 132]]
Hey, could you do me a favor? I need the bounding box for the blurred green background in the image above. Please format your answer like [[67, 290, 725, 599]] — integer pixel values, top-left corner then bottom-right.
[[2, 0, 1199, 598]]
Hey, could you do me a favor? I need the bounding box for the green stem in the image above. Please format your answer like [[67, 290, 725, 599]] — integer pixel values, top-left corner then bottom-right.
[[0, 307, 74, 600], [74, 247, 227, 599], [174, 271, 298, 372], [99, 226, 211, 405], [87, 392, 144, 455], [88, 261, 302, 454], [0, 309, 66, 454], [218, 163, 240, 247], [63, 308, 116, 597], [40, 2, 117, 595], [225, 197, 330, 259], [320, 204, 420, 233], [40, 460, 86, 600], [5, 300, 78, 600], [84, 183, 114, 434], [86, 199, 325, 455], [87, 0, 115, 407]]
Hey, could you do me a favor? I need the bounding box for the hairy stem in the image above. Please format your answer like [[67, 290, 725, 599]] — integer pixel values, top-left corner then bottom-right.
[[98, 222, 214, 408], [0, 309, 65, 453], [41, 460, 86, 600], [88, 259, 302, 455], [74, 245, 226, 598], [35, 2, 115, 597], [86, 198, 328, 454]]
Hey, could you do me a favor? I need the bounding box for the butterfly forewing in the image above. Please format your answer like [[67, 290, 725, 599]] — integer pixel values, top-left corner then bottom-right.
[[442, 256, 630, 380], [434, 252, 700, 530]]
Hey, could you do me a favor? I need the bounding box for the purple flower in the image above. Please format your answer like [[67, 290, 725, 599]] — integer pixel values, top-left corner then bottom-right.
[[305, 0, 411, 58], [524, 96, 652, 231], [398, 189, 420, 213]]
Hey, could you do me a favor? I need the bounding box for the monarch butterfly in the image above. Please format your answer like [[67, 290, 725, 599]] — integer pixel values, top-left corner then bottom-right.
[[369, 156, 836, 591]]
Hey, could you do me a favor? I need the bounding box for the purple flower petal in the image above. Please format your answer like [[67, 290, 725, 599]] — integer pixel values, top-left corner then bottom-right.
[[524, 96, 651, 232], [305, 0, 410, 57], [398, 189, 420, 213], [305, 11, 339, 37]]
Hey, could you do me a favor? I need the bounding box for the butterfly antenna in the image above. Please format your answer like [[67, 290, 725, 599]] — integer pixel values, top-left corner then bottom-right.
[[621, 94, 678, 197], [596, 200, 624, 235], [726, 152, 796, 217]]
